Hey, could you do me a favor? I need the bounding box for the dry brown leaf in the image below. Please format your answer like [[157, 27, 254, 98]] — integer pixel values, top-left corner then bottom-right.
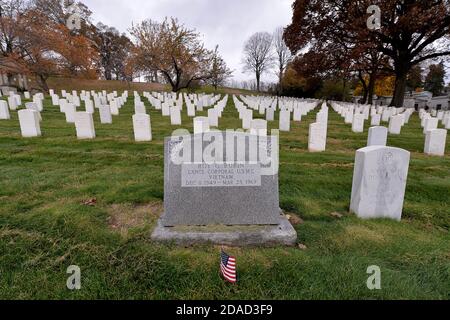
[[330, 212, 343, 219], [83, 198, 97, 206], [287, 213, 304, 225]]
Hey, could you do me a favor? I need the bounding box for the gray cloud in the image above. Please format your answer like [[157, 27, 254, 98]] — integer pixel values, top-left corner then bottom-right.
[[87, 0, 294, 83]]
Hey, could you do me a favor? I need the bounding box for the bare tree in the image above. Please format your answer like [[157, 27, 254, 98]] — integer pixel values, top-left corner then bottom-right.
[[273, 26, 291, 95], [242, 32, 273, 92]]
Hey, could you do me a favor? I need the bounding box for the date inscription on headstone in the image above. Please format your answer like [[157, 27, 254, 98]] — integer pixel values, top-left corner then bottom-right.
[[181, 162, 261, 187]]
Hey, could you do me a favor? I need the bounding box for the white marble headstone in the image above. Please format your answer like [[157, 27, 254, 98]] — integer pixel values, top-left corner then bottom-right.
[[381, 110, 391, 122], [316, 110, 328, 124], [133, 113, 152, 142], [207, 108, 218, 127], [350, 146, 410, 221], [85, 100, 95, 114], [250, 119, 268, 136], [367, 126, 388, 147], [75, 112, 96, 139], [110, 100, 119, 116], [33, 96, 43, 112], [371, 114, 381, 126], [279, 110, 291, 132], [170, 107, 182, 125], [0, 100, 10, 119], [196, 100, 204, 112], [266, 108, 275, 121], [52, 94, 60, 106], [423, 118, 438, 134], [134, 103, 146, 114], [187, 103, 196, 117], [99, 105, 112, 124], [424, 129, 447, 156], [445, 117, 450, 130], [293, 108, 302, 122], [352, 114, 364, 133], [59, 99, 68, 113], [7, 96, 17, 110], [18, 109, 41, 137], [242, 109, 253, 130], [14, 94, 22, 106], [344, 111, 353, 124], [421, 114, 430, 127], [25, 102, 42, 121], [162, 103, 171, 116], [308, 122, 327, 152], [193, 117, 210, 134], [389, 115, 403, 135], [64, 103, 76, 123]]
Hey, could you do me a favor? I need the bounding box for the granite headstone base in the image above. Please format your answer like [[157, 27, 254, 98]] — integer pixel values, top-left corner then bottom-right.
[[151, 210, 297, 247]]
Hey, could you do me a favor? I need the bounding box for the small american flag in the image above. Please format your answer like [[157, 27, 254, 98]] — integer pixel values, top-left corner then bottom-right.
[[220, 248, 237, 283]]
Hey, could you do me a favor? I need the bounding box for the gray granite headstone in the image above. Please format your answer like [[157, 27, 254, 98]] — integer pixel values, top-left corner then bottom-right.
[[162, 131, 280, 226]]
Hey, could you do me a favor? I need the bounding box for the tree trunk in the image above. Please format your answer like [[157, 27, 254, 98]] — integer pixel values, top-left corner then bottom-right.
[[342, 76, 347, 101], [278, 70, 283, 96], [37, 74, 49, 93], [162, 71, 177, 92], [22, 75, 29, 91], [367, 71, 376, 105], [358, 70, 368, 104], [390, 70, 408, 108], [105, 69, 112, 80], [256, 72, 261, 92], [7, 73, 13, 86]]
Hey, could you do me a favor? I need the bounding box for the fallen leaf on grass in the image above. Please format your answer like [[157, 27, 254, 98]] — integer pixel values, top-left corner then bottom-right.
[[298, 244, 307, 250], [82, 198, 97, 206], [330, 212, 343, 219], [286, 214, 304, 225]]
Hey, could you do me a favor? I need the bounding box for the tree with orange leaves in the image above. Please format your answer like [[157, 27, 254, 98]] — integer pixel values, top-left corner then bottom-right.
[[284, 0, 450, 107], [0, 0, 99, 91], [130, 17, 218, 92]]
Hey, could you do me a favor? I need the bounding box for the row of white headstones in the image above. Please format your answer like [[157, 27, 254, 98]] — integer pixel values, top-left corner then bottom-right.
[[0, 89, 233, 141], [2, 90, 447, 158], [0, 92, 45, 137], [0, 89, 409, 158], [1, 90, 446, 222], [0, 89, 319, 142], [231, 95, 329, 152], [229, 96, 448, 221], [330, 102, 448, 221], [331, 101, 449, 157]]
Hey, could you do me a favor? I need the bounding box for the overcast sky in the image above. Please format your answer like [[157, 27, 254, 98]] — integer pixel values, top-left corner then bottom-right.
[[87, 0, 294, 83]]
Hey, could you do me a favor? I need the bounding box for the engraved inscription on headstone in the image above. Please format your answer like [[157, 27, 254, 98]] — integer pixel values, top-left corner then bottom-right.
[[162, 132, 280, 226], [181, 162, 261, 187]]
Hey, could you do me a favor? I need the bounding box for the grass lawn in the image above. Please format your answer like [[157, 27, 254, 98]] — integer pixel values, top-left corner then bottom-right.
[[0, 93, 449, 300]]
